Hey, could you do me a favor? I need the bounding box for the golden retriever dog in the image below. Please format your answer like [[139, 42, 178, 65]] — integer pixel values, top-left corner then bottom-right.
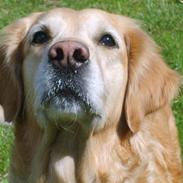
[[0, 8, 182, 183]]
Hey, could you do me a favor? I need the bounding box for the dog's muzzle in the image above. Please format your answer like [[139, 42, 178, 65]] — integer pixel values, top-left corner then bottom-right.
[[40, 40, 93, 116]]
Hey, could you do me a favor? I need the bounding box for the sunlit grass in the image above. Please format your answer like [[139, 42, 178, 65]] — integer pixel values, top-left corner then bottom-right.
[[0, 124, 13, 182]]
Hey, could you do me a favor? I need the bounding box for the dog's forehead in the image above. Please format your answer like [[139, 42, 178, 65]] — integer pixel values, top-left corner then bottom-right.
[[44, 8, 111, 20], [35, 8, 114, 30]]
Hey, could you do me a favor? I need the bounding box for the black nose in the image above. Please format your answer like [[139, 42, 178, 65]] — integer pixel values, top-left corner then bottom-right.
[[48, 41, 90, 70]]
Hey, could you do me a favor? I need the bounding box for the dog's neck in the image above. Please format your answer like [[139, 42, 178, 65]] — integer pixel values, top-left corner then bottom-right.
[[11, 111, 134, 183], [45, 124, 126, 183], [12, 115, 129, 183]]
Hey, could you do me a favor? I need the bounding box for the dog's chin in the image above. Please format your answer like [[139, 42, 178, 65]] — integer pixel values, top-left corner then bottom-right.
[[36, 93, 95, 129], [47, 96, 86, 119]]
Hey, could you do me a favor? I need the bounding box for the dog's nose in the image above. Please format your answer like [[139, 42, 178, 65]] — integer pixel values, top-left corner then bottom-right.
[[48, 41, 89, 70]]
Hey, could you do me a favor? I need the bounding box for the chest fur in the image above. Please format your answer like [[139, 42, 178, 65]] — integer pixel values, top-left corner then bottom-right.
[[47, 133, 170, 183]]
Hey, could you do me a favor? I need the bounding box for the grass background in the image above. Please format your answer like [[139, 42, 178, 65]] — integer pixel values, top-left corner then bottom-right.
[[0, 0, 182, 182]]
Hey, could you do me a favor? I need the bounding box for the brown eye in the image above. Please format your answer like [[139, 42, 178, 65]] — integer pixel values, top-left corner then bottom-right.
[[32, 31, 50, 44], [99, 34, 118, 48]]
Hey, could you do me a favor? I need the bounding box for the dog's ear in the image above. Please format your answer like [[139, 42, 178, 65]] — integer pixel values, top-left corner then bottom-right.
[[0, 13, 42, 122], [124, 25, 180, 133]]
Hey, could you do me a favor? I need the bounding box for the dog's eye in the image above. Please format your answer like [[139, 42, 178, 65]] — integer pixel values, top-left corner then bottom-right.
[[99, 34, 118, 48], [32, 31, 50, 44]]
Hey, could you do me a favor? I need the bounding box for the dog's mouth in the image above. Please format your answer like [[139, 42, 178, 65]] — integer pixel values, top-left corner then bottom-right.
[[41, 77, 92, 114], [43, 87, 89, 107]]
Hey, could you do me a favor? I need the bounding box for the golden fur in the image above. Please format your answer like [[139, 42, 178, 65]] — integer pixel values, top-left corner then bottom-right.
[[0, 8, 182, 183]]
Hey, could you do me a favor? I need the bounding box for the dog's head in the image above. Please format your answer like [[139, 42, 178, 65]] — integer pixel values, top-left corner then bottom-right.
[[0, 8, 180, 133]]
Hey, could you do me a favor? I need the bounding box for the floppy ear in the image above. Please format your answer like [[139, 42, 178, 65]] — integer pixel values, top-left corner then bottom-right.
[[0, 13, 42, 122], [124, 26, 180, 133]]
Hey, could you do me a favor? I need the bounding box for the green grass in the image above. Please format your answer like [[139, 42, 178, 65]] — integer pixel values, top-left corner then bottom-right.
[[0, 124, 13, 182], [0, 0, 183, 181]]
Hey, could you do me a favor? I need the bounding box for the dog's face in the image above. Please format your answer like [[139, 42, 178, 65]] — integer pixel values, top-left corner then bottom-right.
[[0, 8, 179, 133], [22, 9, 128, 130]]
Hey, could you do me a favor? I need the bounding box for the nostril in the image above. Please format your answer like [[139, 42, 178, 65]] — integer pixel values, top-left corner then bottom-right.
[[49, 47, 64, 61], [49, 47, 65, 69], [73, 48, 88, 63], [55, 48, 64, 61]]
